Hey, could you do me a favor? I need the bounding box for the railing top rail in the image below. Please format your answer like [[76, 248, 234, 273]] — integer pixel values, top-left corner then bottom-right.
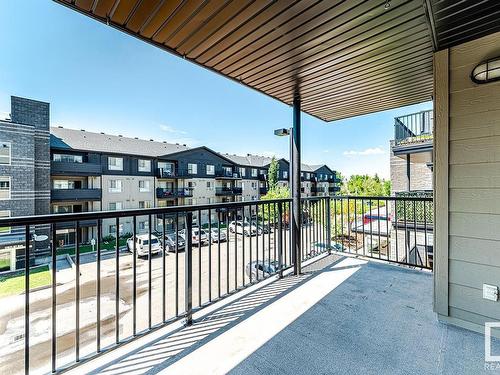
[[331, 195, 433, 202], [0, 198, 292, 226]]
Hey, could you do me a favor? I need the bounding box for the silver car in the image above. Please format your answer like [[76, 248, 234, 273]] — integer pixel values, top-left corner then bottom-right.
[[209, 227, 227, 243], [127, 234, 163, 257]]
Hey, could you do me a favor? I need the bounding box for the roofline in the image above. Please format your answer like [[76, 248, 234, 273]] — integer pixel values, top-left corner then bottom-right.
[[159, 146, 238, 165]]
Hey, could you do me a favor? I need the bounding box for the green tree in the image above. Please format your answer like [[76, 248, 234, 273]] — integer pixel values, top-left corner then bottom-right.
[[259, 186, 290, 222], [267, 157, 279, 191]]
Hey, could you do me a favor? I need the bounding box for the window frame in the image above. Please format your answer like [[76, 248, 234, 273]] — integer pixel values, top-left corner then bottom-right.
[[0, 176, 11, 200], [0, 142, 11, 165], [109, 179, 122, 193], [188, 163, 198, 175], [206, 164, 215, 175], [108, 156, 123, 171], [139, 180, 151, 192], [138, 159, 152, 172]]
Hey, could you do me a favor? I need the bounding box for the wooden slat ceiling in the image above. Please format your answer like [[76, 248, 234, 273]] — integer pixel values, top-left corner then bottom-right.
[[54, 0, 437, 122]]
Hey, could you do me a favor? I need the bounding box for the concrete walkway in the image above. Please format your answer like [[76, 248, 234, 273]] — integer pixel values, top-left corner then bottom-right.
[[68, 255, 498, 375]]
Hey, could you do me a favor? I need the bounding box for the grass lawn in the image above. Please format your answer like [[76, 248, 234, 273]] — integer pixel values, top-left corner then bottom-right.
[[0, 265, 51, 298], [57, 238, 128, 257]]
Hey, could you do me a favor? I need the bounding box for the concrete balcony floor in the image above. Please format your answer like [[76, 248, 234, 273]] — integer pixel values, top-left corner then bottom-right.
[[69, 255, 497, 375]]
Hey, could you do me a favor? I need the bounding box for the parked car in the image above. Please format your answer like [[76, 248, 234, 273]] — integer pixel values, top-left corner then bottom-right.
[[164, 232, 186, 252], [229, 221, 261, 236], [179, 227, 208, 245], [127, 234, 163, 257], [251, 221, 270, 234], [245, 260, 280, 279], [209, 227, 227, 243]]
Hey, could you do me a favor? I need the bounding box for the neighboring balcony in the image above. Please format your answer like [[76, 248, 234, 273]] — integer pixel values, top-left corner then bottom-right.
[[258, 174, 267, 181], [51, 161, 102, 176], [156, 187, 193, 198], [311, 187, 326, 194], [156, 168, 177, 179], [328, 186, 341, 193], [259, 187, 268, 195], [215, 187, 243, 196], [394, 110, 433, 148], [51, 188, 102, 201], [215, 170, 241, 179]]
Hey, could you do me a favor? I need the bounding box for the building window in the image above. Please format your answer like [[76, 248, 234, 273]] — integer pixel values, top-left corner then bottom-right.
[[239, 167, 246, 177], [158, 161, 174, 175], [0, 142, 11, 165], [283, 171, 288, 179], [187, 163, 198, 174], [251, 168, 257, 177], [109, 224, 123, 235], [138, 159, 151, 172], [0, 177, 10, 200], [207, 181, 213, 190], [0, 210, 11, 235], [206, 164, 215, 175], [109, 179, 122, 193], [139, 200, 152, 209], [52, 204, 73, 213], [207, 197, 212, 204], [306, 173, 310, 179], [139, 221, 149, 231], [109, 202, 123, 211], [139, 180, 150, 192], [53, 179, 76, 189], [108, 157, 123, 171], [188, 181, 196, 188], [251, 182, 257, 189], [53, 153, 83, 163], [260, 169, 266, 175]]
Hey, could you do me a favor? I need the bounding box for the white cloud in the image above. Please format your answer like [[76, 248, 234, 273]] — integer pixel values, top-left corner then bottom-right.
[[159, 124, 187, 135], [343, 147, 385, 156]]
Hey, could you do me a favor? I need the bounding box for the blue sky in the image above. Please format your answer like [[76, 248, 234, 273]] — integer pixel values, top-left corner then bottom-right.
[[0, 1, 432, 179]]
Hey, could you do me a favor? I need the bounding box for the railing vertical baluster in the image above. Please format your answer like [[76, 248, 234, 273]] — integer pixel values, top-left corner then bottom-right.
[[413, 200, 418, 266], [394, 198, 399, 263], [97, 219, 101, 351], [116, 217, 120, 342], [261, 204, 265, 277], [377, 200, 381, 260], [162, 213, 166, 322], [267, 203, 271, 270], [278, 202, 283, 278], [362, 199, 366, 256], [249, 206, 253, 284], [185, 212, 193, 326], [288, 202, 292, 266], [334, 198, 337, 249], [24, 225, 30, 375], [424, 200, 428, 268], [327, 196, 331, 254], [198, 210, 201, 306], [347, 198, 350, 253], [51, 223, 57, 373], [175, 213, 179, 317], [403, 198, 408, 264], [242, 206, 245, 286], [386, 198, 390, 261], [369, 200, 373, 257], [208, 208, 212, 302], [274, 202, 277, 264], [148, 214, 152, 329], [353, 199, 357, 254], [75, 220, 80, 361], [234, 208, 238, 289], [226, 210, 230, 295], [217, 211, 221, 298], [132, 216, 136, 335], [340, 199, 344, 251]]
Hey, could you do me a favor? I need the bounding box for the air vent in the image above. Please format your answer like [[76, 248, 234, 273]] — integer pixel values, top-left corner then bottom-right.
[[58, 126, 63, 128]]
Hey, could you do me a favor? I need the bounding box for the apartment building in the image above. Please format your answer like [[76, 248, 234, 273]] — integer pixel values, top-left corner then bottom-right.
[[0, 97, 51, 271], [390, 110, 433, 195], [0, 96, 340, 269]]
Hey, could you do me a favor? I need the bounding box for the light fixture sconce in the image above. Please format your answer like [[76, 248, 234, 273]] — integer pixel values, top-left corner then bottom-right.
[[471, 57, 500, 84]]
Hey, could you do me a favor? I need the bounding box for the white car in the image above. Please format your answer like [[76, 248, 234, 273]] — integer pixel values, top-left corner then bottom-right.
[[209, 227, 227, 243], [179, 227, 209, 245], [127, 234, 163, 257], [228, 221, 261, 237]]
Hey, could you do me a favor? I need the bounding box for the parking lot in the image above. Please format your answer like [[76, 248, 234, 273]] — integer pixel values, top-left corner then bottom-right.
[[0, 230, 299, 375]]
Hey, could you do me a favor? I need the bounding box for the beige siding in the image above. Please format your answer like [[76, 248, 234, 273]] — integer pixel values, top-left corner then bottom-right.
[[444, 31, 500, 328]]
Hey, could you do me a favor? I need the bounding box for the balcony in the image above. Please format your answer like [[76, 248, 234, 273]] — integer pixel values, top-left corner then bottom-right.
[[259, 187, 268, 195], [258, 173, 267, 181], [156, 168, 177, 179], [215, 186, 243, 196], [311, 187, 326, 194], [50, 188, 102, 201], [51, 161, 102, 176], [394, 110, 433, 148], [215, 170, 241, 179], [156, 187, 193, 198], [328, 186, 340, 193]]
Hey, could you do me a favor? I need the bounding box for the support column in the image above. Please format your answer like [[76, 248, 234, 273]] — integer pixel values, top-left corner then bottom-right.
[[292, 94, 301, 275]]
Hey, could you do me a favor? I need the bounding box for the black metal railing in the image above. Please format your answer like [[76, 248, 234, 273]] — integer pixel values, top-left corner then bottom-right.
[[394, 110, 433, 146], [0, 194, 432, 374], [156, 187, 194, 198], [215, 170, 241, 179], [329, 195, 433, 270]]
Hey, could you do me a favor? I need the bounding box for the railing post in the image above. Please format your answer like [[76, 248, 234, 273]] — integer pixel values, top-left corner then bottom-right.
[[326, 196, 331, 254], [278, 202, 283, 278], [292, 93, 302, 275], [184, 212, 193, 326]]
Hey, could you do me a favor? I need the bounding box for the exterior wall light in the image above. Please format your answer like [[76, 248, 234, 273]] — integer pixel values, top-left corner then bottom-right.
[[471, 57, 500, 84]]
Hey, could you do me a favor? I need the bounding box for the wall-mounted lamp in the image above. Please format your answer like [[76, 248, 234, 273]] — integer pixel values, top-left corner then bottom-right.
[[471, 57, 500, 84]]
